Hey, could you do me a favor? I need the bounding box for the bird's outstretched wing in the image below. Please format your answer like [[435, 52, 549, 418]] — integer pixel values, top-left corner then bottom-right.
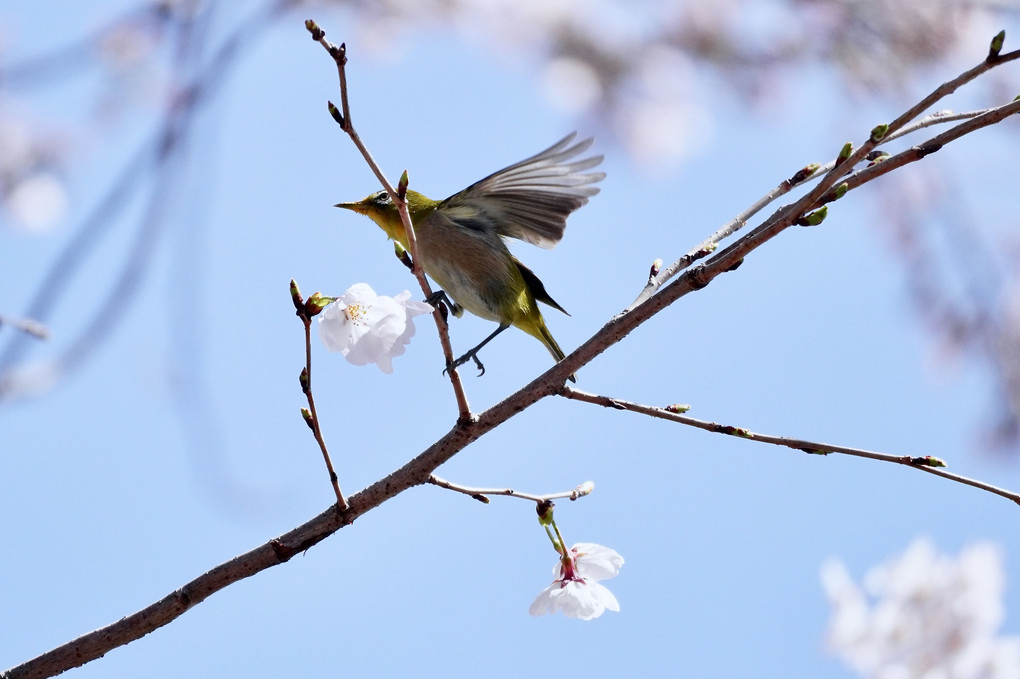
[[440, 133, 605, 249]]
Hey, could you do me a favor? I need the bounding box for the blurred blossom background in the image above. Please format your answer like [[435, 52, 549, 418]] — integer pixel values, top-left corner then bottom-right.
[[2, 1, 1020, 677], [823, 540, 1020, 679]]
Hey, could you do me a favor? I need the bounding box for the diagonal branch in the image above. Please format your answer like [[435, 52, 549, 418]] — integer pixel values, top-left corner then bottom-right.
[[0, 367, 559, 679], [559, 387, 1020, 507], [626, 42, 1020, 311]]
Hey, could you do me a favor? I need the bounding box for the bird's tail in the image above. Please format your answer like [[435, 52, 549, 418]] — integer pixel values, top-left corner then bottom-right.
[[530, 318, 576, 383]]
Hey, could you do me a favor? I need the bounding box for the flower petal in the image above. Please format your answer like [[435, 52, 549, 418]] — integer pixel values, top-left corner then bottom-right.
[[529, 584, 558, 617], [549, 581, 609, 620], [572, 543, 625, 582]]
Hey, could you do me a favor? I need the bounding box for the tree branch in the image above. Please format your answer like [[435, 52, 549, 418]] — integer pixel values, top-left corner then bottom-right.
[[625, 42, 1020, 311], [428, 474, 595, 503], [559, 387, 1020, 507]]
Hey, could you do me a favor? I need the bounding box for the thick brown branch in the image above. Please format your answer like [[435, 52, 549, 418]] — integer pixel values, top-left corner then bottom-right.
[[1, 368, 563, 679]]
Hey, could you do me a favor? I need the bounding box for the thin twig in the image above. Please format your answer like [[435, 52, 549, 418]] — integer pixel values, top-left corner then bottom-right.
[[293, 284, 347, 509], [625, 161, 823, 309], [305, 20, 472, 421], [559, 386, 1020, 507], [428, 474, 594, 504], [816, 97, 1020, 204]]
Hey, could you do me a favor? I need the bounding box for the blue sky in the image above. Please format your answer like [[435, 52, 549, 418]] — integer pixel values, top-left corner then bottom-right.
[[2, 2, 1020, 677]]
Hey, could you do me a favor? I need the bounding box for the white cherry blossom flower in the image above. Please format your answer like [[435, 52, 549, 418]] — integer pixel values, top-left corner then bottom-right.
[[318, 283, 432, 373], [530, 542, 623, 620]]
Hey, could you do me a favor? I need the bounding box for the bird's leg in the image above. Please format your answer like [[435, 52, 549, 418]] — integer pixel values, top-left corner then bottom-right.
[[445, 324, 510, 377], [425, 290, 464, 319]]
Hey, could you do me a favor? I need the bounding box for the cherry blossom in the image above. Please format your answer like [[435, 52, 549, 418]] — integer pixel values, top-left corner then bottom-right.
[[318, 283, 433, 373], [530, 542, 623, 620]]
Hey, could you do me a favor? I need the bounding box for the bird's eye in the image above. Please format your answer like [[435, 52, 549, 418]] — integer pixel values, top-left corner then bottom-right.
[[374, 192, 392, 205]]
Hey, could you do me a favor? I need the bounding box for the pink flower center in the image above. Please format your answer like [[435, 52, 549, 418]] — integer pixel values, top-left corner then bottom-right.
[[558, 553, 585, 587]]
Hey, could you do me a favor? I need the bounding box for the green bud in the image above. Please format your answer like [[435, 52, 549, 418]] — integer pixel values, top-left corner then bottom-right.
[[721, 425, 753, 438], [327, 100, 344, 126], [665, 403, 691, 414], [304, 292, 334, 316], [290, 279, 304, 311], [536, 499, 555, 525], [870, 124, 889, 142], [393, 241, 413, 271], [836, 142, 853, 165], [305, 19, 324, 41], [989, 30, 1006, 59], [802, 448, 830, 455], [866, 151, 891, 166], [789, 163, 820, 185], [910, 455, 947, 468], [299, 367, 310, 393], [397, 170, 409, 200], [833, 182, 849, 200], [300, 407, 314, 430], [696, 244, 718, 258], [797, 206, 828, 227]]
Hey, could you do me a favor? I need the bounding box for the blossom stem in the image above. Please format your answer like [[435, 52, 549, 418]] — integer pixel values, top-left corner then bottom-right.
[[543, 525, 562, 555], [549, 520, 569, 557]]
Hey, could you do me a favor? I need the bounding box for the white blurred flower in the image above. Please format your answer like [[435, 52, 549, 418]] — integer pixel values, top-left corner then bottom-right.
[[821, 538, 1020, 679], [541, 57, 603, 114], [0, 359, 62, 401], [318, 283, 433, 374], [530, 542, 623, 620], [6, 173, 68, 232]]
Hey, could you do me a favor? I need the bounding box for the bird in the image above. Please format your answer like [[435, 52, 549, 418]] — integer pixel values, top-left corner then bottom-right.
[[335, 133, 604, 379]]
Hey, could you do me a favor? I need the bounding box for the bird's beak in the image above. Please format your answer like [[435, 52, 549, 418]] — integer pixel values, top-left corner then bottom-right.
[[334, 200, 368, 214]]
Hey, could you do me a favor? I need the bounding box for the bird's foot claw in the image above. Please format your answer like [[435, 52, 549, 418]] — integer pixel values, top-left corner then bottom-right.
[[426, 290, 463, 319], [443, 350, 486, 378], [425, 290, 447, 307]]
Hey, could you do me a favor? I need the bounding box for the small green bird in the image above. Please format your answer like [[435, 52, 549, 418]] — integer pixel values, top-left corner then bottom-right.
[[335, 133, 604, 378]]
